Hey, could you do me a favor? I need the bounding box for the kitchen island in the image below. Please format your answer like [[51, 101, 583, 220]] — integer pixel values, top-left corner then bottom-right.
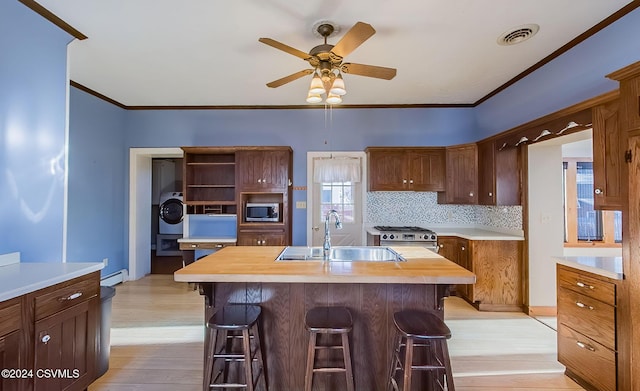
[[174, 245, 474, 391]]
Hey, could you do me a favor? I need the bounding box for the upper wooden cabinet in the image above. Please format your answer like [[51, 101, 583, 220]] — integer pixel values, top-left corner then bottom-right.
[[366, 147, 445, 191], [236, 148, 292, 191], [592, 100, 623, 210], [182, 147, 237, 213], [477, 139, 521, 206], [438, 143, 478, 204]]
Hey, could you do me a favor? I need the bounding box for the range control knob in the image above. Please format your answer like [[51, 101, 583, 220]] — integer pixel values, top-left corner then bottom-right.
[[382, 234, 388, 240], [389, 234, 395, 240], [431, 234, 437, 240]]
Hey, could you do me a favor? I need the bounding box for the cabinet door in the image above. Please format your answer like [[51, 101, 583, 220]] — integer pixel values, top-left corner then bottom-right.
[[34, 298, 98, 391], [367, 149, 408, 191], [477, 139, 496, 205], [437, 237, 459, 263], [593, 100, 623, 210], [457, 238, 471, 301], [237, 230, 286, 246], [408, 149, 445, 191], [0, 330, 21, 391], [439, 144, 478, 204], [236, 150, 290, 191]]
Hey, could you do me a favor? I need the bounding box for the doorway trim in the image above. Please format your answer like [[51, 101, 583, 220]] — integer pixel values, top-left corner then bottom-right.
[[128, 147, 183, 280]]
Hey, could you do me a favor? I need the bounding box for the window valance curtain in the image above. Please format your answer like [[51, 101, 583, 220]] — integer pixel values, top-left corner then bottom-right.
[[313, 157, 361, 183]]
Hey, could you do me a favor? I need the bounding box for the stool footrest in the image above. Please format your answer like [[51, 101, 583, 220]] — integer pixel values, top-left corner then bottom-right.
[[313, 367, 347, 373]]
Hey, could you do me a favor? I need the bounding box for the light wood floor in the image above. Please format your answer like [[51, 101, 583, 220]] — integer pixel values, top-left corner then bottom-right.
[[89, 275, 582, 391]]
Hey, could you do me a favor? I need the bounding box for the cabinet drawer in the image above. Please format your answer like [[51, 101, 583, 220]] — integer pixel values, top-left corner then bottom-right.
[[558, 287, 615, 350], [558, 266, 615, 305], [0, 298, 21, 336], [34, 274, 99, 321], [558, 324, 616, 391], [179, 242, 235, 250]]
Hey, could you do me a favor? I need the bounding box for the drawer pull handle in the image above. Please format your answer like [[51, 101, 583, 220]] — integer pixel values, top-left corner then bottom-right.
[[576, 341, 596, 352], [576, 281, 594, 290], [191, 244, 197, 248], [41, 334, 51, 344], [58, 292, 83, 302], [575, 301, 594, 310]]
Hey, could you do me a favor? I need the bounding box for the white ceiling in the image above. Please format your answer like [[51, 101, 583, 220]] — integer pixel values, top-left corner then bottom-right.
[[36, 0, 632, 107]]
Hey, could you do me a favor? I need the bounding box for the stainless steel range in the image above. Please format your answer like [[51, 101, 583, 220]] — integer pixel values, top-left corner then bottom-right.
[[373, 226, 438, 252]]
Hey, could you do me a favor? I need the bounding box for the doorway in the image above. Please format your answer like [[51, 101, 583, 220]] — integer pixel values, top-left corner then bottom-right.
[[306, 152, 367, 246], [129, 148, 183, 280]]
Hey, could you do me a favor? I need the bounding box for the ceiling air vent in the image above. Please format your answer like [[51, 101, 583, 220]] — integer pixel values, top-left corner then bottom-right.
[[497, 24, 539, 46]]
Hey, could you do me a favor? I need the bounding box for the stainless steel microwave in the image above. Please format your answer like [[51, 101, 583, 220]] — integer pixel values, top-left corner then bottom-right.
[[245, 203, 280, 222]]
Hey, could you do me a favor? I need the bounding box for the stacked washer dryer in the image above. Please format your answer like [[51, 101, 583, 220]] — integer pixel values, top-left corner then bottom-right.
[[157, 192, 183, 256]]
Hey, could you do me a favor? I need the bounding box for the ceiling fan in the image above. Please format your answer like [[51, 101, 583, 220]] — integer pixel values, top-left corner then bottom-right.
[[259, 21, 397, 103]]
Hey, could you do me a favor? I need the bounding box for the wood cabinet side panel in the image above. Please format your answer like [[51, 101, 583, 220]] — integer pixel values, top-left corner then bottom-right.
[[470, 240, 522, 306]]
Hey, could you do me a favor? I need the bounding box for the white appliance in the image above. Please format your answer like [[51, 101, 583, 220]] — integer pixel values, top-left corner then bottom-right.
[[159, 192, 184, 234], [373, 226, 439, 252]]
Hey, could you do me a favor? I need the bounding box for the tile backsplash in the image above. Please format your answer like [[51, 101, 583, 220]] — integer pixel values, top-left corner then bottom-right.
[[366, 192, 522, 230]]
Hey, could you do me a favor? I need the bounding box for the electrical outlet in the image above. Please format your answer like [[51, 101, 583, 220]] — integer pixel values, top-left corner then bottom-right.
[[102, 257, 109, 266], [296, 201, 307, 209]]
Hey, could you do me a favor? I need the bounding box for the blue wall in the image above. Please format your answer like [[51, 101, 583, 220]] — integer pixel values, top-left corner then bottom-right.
[[67, 88, 126, 275], [0, 1, 72, 261]]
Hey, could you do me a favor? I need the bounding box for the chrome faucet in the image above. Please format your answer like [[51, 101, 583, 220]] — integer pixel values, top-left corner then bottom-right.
[[323, 210, 343, 260]]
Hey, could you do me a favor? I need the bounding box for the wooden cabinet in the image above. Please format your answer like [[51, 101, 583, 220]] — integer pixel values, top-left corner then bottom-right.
[[366, 147, 445, 191], [182, 147, 236, 214], [437, 143, 478, 204], [592, 100, 623, 210], [477, 139, 521, 206], [236, 148, 291, 191], [30, 272, 100, 391], [237, 229, 286, 246], [557, 264, 617, 391], [437, 236, 470, 299], [0, 297, 23, 391], [438, 237, 522, 311], [182, 146, 293, 245], [0, 272, 100, 391]]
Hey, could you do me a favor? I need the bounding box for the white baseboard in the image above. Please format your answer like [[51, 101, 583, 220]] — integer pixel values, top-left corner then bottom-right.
[[101, 269, 129, 286]]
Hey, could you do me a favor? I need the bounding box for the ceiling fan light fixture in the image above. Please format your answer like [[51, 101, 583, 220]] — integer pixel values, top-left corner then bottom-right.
[[326, 93, 342, 105], [306, 93, 323, 103], [330, 73, 346, 96], [309, 72, 325, 94]]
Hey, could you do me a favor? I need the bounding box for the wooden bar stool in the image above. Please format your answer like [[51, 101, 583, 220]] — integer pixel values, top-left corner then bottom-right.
[[204, 304, 267, 391], [304, 306, 355, 391], [388, 310, 455, 391]]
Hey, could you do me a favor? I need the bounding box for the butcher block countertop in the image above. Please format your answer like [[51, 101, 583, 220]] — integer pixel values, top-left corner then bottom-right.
[[174, 246, 476, 284]]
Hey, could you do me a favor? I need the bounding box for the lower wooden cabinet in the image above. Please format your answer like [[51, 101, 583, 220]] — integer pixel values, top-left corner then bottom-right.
[[34, 299, 98, 391], [0, 272, 101, 391], [438, 237, 522, 311], [557, 264, 617, 391], [237, 229, 286, 246], [0, 297, 23, 391]]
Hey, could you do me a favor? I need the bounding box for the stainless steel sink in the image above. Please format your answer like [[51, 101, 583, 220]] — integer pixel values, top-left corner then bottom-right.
[[276, 246, 406, 262]]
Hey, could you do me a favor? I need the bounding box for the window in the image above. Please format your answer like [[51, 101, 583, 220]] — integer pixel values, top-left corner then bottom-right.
[[320, 182, 355, 223], [563, 159, 621, 245]]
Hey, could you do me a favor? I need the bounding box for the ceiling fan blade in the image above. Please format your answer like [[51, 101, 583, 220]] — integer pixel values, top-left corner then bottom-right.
[[259, 38, 311, 60], [341, 63, 397, 80], [266, 69, 314, 88], [331, 22, 376, 58]]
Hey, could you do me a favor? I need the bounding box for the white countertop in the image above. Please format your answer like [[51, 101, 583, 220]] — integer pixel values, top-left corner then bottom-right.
[[366, 226, 524, 241], [178, 236, 237, 243], [0, 262, 104, 302], [554, 256, 623, 280]]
